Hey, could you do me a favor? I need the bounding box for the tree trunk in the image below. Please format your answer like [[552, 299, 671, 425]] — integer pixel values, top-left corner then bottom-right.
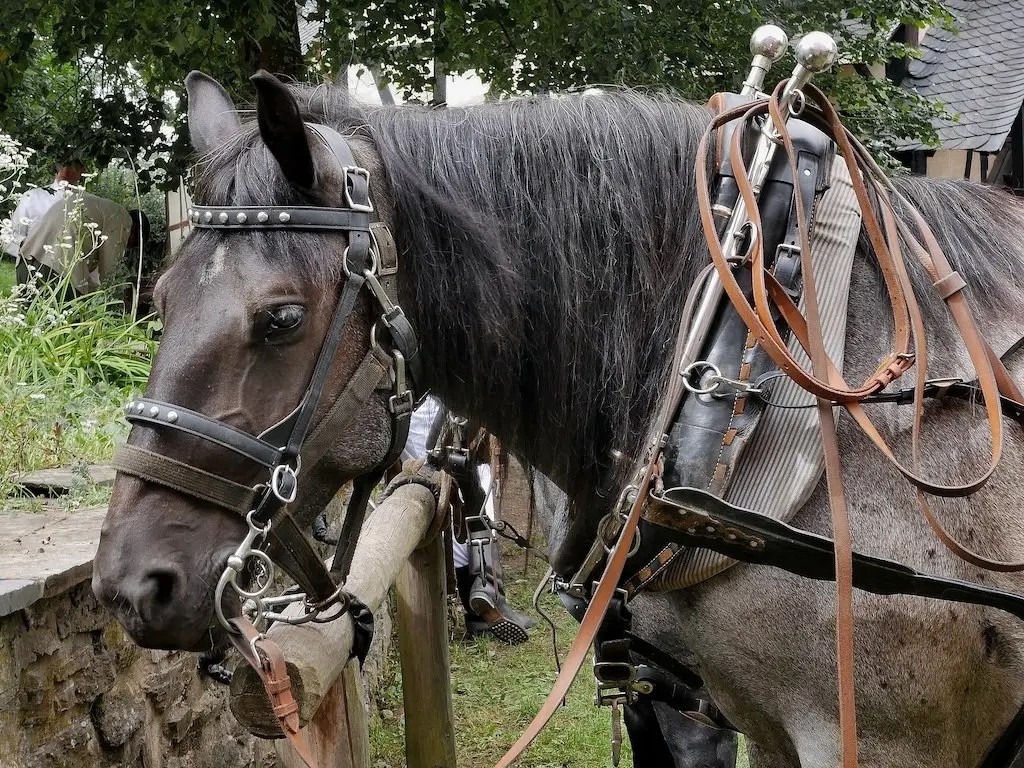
[[241, 0, 306, 80]]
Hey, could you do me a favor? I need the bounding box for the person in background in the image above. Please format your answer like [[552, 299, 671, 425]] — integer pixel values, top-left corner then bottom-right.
[[4, 160, 85, 263], [17, 189, 132, 298], [402, 396, 538, 644]]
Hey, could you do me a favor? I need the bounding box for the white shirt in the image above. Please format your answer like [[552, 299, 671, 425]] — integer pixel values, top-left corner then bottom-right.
[[4, 184, 64, 259], [20, 191, 131, 293]]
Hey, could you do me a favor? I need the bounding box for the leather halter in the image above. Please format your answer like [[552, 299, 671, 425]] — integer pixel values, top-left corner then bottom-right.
[[113, 122, 420, 624]]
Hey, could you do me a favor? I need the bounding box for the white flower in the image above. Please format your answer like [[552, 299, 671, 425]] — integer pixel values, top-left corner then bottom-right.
[[29, 393, 46, 400]]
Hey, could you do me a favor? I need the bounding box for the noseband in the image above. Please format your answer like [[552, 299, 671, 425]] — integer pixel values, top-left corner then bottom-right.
[[112, 124, 421, 634]]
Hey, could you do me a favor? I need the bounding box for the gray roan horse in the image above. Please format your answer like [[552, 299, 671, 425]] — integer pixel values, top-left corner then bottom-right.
[[92, 68, 1024, 768]]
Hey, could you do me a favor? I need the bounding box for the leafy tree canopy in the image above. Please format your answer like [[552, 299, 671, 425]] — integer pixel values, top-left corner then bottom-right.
[[1, 0, 953, 188]]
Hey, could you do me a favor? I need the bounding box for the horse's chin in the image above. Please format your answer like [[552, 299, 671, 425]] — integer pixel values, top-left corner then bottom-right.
[[117, 605, 226, 653]]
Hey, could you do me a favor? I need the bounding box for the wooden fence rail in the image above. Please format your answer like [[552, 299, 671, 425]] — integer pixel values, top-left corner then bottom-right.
[[229, 481, 456, 767]]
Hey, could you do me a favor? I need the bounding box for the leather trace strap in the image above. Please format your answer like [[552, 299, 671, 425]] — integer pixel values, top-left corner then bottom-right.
[[690, 80, 1022, 768]]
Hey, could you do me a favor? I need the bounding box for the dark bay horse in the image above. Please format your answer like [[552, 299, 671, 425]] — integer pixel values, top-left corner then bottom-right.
[[93, 71, 1024, 767]]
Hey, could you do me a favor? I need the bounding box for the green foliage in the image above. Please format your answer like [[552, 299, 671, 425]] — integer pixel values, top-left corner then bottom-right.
[[0, 261, 14, 296], [0, 42, 169, 188], [326, 0, 954, 162], [0, 0, 308, 188], [0, 142, 157, 497], [1, 0, 956, 184]]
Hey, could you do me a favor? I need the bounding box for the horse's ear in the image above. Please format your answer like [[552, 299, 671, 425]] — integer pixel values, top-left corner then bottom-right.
[[250, 70, 315, 191], [185, 71, 241, 155]]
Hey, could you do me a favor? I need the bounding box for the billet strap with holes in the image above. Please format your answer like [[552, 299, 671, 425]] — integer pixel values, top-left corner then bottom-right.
[[228, 617, 317, 768]]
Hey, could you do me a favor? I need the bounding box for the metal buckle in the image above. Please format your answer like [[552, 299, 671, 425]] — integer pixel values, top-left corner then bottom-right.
[[343, 166, 374, 213], [270, 463, 299, 503], [389, 389, 414, 415]]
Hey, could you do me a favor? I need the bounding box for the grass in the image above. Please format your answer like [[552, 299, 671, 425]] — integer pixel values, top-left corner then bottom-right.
[[368, 553, 635, 767], [0, 245, 156, 500], [0, 259, 14, 295], [368, 543, 751, 767]]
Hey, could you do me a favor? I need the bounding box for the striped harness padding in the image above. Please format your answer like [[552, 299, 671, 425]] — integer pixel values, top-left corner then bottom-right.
[[650, 159, 860, 591]]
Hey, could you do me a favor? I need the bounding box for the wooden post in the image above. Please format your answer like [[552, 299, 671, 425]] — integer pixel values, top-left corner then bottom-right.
[[274, 659, 370, 768], [395, 532, 456, 768], [230, 482, 438, 734]]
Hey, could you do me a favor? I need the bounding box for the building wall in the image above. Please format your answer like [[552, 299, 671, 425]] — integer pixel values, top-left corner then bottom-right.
[[925, 149, 985, 182]]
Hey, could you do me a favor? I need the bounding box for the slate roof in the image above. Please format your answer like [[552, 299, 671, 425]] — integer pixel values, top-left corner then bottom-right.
[[901, 0, 1024, 152]]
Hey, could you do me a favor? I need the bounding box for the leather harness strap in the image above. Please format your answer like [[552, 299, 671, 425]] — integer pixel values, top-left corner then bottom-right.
[[691, 80, 1020, 768], [228, 616, 317, 767]]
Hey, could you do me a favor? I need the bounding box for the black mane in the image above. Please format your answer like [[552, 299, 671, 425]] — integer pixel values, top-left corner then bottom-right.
[[187, 84, 1024, 539]]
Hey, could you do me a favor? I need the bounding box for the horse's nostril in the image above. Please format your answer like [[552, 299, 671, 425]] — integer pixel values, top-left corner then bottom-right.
[[150, 570, 177, 606], [133, 565, 186, 622]]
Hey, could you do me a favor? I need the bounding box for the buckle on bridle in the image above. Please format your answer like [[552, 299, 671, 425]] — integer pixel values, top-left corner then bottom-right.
[[271, 461, 299, 503], [343, 166, 374, 213]]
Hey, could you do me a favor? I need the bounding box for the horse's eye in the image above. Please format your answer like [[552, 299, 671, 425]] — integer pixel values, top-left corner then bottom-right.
[[260, 304, 306, 341]]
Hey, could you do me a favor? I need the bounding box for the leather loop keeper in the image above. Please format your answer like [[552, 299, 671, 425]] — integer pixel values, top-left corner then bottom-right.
[[933, 271, 967, 299]]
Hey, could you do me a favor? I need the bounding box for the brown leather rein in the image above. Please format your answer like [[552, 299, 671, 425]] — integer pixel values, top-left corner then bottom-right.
[[496, 80, 1024, 768]]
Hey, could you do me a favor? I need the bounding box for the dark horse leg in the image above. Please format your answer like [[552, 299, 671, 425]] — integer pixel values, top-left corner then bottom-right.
[[624, 694, 738, 767]]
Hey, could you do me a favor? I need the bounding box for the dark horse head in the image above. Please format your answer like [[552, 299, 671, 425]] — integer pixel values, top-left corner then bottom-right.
[[94, 71, 720, 651], [92, 72, 400, 650]]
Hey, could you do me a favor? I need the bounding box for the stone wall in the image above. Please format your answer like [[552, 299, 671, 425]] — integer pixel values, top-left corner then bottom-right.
[[0, 580, 272, 768], [0, 505, 390, 768]]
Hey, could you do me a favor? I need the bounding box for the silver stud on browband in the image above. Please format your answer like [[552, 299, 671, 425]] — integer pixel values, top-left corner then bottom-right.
[[134, 402, 145, 414], [203, 211, 213, 223], [166, 411, 178, 424], [257, 212, 269, 223], [278, 212, 291, 223], [124, 402, 133, 415], [149, 405, 160, 417], [218, 212, 229, 224], [236, 212, 247, 223]]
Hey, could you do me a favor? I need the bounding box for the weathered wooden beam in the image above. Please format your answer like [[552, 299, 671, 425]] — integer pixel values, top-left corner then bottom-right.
[[396, 531, 457, 768], [230, 481, 438, 736]]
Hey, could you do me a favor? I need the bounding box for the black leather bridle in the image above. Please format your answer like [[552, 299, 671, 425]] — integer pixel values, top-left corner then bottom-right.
[[112, 123, 421, 635]]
